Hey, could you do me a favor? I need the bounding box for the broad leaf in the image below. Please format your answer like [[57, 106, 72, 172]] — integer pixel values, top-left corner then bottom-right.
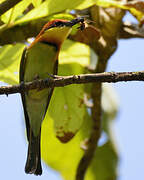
[[42, 104, 118, 180], [0, 0, 6, 3], [60, 39, 90, 66], [15, 0, 95, 25], [48, 40, 90, 142], [75, 0, 97, 10], [41, 40, 118, 179], [0, 43, 25, 84], [1, 0, 33, 24], [48, 64, 86, 142], [32, 0, 42, 7], [85, 141, 118, 180]]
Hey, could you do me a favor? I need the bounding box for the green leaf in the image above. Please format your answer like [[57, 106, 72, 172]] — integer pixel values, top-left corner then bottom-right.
[[0, 43, 25, 85], [31, 0, 42, 7], [48, 64, 86, 142], [42, 109, 118, 180], [41, 40, 118, 179], [41, 110, 93, 180], [0, 0, 6, 3], [59, 39, 90, 66], [1, 0, 33, 24], [15, 0, 94, 25], [41, 114, 84, 180], [95, 0, 144, 22], [76, 0, 97, 10], [48, 40, 90, 142], [85, 141, 118, 180]]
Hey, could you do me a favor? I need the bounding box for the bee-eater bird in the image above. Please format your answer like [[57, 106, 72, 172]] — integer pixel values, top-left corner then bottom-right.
[[19, 17, 85, 175]]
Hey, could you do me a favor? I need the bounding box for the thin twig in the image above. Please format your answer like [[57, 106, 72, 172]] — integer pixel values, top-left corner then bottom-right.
[[119, 22, 144, 39], [0, 71, 144, 96]]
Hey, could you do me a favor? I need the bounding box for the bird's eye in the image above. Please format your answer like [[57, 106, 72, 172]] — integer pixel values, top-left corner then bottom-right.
[[55, 21, 63, 27]]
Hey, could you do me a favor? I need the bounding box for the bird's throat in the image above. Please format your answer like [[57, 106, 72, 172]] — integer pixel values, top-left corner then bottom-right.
[[29, 27, 72, 49]]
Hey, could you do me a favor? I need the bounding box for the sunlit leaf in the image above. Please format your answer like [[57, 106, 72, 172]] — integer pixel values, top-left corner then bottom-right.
[[48, 40, 90, 142], [74, 0, 96, 10], [15, 0, 94, 25], [42, 107, 118, 180], [0, 0, 6, 3], [48, 13, 74, 21], [41, 39, 118, 179], [1, 0, 33, 24], [48, 64, 86, 142], [60, 39, 90, 66], [0, 43, 25, 84], [32, 0, 42, 7], [41, 114, 84, 180]]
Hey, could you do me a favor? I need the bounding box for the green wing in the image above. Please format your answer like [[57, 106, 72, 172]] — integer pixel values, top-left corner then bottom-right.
[[19, 47, 31, 140], [20, 42, 58, 137]]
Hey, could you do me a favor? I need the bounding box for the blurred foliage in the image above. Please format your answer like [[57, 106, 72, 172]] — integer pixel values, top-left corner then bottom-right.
[[0, 0, 143, 179], [95, 0, 144, 22]]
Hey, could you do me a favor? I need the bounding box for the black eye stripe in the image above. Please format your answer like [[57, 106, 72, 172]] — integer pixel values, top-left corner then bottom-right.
[[44, 22, 64, 31], [44, 17, 85, 32], [54, 21, 64, 26]]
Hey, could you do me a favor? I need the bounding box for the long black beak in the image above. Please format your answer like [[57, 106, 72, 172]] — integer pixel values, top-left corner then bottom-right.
[[44, 17, 85, 31], [66, 17, 85, 27]]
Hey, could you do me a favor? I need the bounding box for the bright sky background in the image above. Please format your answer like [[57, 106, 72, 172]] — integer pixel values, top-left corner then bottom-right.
[[0, 13, 144, 180]]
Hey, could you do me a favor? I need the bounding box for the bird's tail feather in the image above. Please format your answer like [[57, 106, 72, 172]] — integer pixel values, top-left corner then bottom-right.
[[25, 129, 42, 175]]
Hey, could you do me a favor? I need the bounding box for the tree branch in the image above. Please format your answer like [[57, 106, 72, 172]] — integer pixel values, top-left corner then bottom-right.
[[1, 71, 144, 96], [119, 22, 144, 39], [0, 0, 22, 16]]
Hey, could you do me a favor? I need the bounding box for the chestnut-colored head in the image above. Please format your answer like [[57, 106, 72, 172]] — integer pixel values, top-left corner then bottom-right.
[[29, 17, 85, 48]]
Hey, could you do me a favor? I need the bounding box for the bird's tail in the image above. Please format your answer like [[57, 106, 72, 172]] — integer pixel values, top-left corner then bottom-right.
[[25, 129, 42, 175]]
